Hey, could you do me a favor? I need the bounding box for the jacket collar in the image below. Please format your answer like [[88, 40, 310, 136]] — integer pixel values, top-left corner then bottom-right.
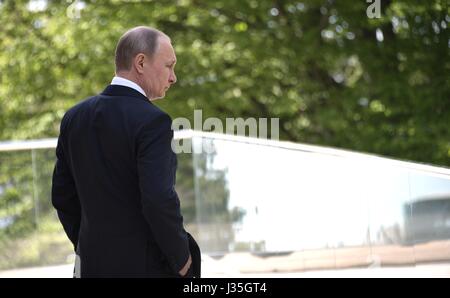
[[101, 85, 150, 103]]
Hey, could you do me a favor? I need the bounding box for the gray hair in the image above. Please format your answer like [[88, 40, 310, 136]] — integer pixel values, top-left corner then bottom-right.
[[114, 26, 167, 72]]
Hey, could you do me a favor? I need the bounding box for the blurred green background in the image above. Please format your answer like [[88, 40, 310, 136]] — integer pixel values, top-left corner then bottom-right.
[[0, 0, 449, 271], [1, 0, 449, 166]]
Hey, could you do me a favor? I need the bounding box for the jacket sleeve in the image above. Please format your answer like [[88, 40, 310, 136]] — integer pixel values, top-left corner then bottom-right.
[[136, 113, 190, 274], [51, 116, 81, 251]]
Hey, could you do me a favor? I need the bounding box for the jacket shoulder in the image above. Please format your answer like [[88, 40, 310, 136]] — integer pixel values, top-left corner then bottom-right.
[[60, 96, 98, 131], [130, 100, 172, 129]]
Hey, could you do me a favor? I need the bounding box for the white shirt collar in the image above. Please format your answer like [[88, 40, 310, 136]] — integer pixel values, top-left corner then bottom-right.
[[111, 76, 147, 97]]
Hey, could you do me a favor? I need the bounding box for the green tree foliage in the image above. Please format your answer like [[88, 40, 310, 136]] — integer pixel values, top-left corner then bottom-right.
[[0, 0, 448, 168]]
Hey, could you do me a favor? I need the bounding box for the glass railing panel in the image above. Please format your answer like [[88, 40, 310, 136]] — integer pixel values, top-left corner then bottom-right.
[[1, 134, 450, 276], [407, 171, 450, 266]]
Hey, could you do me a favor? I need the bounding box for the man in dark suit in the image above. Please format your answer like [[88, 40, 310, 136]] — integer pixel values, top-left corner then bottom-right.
[[51, 26, 200, 278]]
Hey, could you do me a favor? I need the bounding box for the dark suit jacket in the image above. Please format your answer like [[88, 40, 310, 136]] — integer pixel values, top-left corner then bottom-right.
[[52, 84, 200, 278]]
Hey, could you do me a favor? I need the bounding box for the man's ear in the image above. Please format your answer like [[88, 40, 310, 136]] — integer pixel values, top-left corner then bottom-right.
[[134, 53, 145, 74]]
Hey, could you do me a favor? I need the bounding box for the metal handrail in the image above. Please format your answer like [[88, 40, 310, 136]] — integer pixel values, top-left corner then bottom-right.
[[0, 130, 449, 177]]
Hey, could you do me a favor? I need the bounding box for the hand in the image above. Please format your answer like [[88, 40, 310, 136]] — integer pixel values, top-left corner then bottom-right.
[[178, 254, 192, 277]]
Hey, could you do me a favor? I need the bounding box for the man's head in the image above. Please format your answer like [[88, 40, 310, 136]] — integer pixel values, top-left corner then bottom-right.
[[114, 26, 177, 101]]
